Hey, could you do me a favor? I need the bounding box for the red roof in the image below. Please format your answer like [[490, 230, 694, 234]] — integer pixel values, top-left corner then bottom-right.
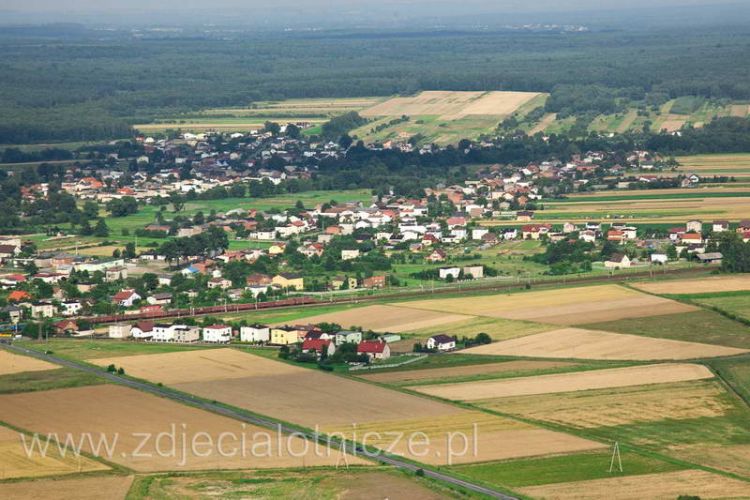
[[357, 340, 387, 354], [8, 290, 31, 302], [302, 339, 331, 352], [113, 289, 137, 301]]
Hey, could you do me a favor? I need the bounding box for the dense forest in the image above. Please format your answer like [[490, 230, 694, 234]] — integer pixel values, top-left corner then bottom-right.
[[1, 24, 750, 143]]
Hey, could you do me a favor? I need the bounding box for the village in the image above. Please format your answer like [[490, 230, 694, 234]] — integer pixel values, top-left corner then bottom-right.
[[0, 130, 747, 345]]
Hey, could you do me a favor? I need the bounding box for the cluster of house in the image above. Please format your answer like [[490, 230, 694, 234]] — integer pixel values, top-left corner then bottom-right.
[[106, 320, 459, 361]]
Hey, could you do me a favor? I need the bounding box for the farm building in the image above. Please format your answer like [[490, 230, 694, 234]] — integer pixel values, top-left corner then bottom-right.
[[302, 339, 336, 358], [605, 253, 631, 269]]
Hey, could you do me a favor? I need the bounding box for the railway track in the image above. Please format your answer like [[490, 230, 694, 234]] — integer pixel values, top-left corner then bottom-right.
[[84, 266, 710, 324]]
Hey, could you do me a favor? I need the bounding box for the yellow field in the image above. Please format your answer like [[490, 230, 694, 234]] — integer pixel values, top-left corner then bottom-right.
[[410, 363, 714, 401], [92, 349, 604, 465], [633, 275, 750, 294], [677, 153, 750, 171], [411, 316, 555, 341], [357, 360, 578, 385], [0, 425, 108, 480], [0, 475, 134, 500], [361, 91, 540, 119], [479, 380, 731, 429], [282, 304, 474, 333], [461, 327, 747, 360], [520, 470, 750, 500], [393, 285, 695, 325], [0, 385, 366, 471], [322, 412, 603, 466], [93, 348, 462, 425], [0, 350, 59, 376], [76, 245, 123, 257]]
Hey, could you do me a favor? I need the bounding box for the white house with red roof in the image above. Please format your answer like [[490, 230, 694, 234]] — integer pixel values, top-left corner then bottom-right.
[[357, 340, 391, 361], [113, 289, 141, 307]]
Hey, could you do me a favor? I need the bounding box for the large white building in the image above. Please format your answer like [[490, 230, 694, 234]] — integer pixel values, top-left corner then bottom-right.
[[203, 325, 232, 343], [108, 323, 132, 339], [240, 324, 270, 343]]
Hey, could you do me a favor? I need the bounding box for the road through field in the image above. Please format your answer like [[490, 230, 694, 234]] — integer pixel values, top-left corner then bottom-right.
[[0, 344, 516, 499]]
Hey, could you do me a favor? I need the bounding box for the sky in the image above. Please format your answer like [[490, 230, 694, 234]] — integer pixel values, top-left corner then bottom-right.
[[1, 0, 747, 28]]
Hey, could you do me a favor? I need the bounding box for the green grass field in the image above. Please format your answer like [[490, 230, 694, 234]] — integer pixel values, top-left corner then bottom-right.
[[16, 339, 214, 362], [586, 310, 750, 349], [450, 450, 685, 489], [0, 367, 104, 394]]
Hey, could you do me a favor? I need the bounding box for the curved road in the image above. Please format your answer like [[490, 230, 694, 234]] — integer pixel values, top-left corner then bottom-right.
[[2, 343, 516, 499]]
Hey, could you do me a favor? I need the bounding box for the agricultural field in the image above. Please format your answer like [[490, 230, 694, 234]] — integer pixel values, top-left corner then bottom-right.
[[128, 469, 458, 500], [410, 363, 715, 401], [479, 380, 732, 429], [352, 91, 545, 145], [450, 449, 685, 490], [510, 189, 750, 225], [0, 424, 109, 480], [0, 384, 362, 471], [0, 367, 104, 395], [633, 274, 750, 294], [393, 284, 696, 325], [17, 339, 213, 362], [523, 98, 750, 136], [675, 152, 750, 179], [0, 475, 133, 500], [279, 304, 474, 334], [134, 97, 384, 133], [91, 348, 604, 465], [587, 309, 750, 349], [0, 350, 59, 376], [357, 360, 581, 386], [687, 292, 750, 322], [519, 470, 750, 500], [461, 327, 747, 360]]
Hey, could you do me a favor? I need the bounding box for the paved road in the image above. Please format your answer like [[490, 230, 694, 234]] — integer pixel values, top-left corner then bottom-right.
[[2, 343, 516, 499]]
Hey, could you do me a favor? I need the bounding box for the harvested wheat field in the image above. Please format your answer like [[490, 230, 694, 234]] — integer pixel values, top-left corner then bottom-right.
[[93, 348, 462, 425], [411, 316, 555, 342], [0, 425, 108, 479], [0, 350, 59, 376], [0, 385, 366, 471], [395, 285, 695, 325], [279, 304, 474, 333], [480, 380, 732, 429], [410, 363, 714, 401], [361, 91, 540, 119], [0, 475, 134, 500], [93, 349, 603, 465], [520, 470, 750, 500], [322, 412, 603, 466], [634, 275, 750, 294], [672, 444, 750, 479], [357, 360, 578, 385], [460, 327, 747, 360]]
